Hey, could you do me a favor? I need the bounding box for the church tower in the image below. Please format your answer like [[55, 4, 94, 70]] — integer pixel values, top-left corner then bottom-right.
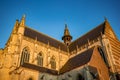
[[62, 24, 72, 46]]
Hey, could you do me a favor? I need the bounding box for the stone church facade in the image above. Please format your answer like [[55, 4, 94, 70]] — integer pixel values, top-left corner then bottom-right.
[[0, 16, 120, 80]]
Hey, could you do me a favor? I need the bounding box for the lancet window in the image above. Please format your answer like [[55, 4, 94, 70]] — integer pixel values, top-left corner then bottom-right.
[[20, 47, 30, 65], [50, 56, 56, 69], [37, 52, 43, 66]]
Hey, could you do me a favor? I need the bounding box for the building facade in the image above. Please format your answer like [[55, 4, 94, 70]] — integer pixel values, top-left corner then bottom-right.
[[0, 16, 120, 80]]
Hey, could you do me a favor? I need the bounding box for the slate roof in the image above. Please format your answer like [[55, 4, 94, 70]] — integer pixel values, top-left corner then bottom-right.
[[60, 47, 95, 74], [22, 63, 58, 75], [23, 21, 106, 52], [24, 27, 68, 52], [69, 22, 105, 52]]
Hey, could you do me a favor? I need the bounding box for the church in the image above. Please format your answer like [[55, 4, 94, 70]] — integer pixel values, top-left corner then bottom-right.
[[0, 16, 120, 80]]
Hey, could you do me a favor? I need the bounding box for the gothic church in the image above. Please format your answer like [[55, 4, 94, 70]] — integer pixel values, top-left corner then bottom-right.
[[0, 16, 120, 80]]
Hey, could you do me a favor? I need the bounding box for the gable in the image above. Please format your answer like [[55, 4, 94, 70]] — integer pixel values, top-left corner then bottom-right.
[[104, 20, 117, 39], [89, 46, 110, 80]]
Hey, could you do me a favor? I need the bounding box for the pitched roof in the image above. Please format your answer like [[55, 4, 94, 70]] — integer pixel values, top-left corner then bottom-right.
[[60, 47, 95, 74], [23, 21, 106, 53], [69, 22, 105, 52], [24, 27, 68, 52], [22, 63, 58, 75]]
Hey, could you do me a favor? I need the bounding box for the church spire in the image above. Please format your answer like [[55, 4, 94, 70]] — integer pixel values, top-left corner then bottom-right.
[[20, 14, 25, 26], [62, 24, 72, 46], [64, 24, 70, 36]]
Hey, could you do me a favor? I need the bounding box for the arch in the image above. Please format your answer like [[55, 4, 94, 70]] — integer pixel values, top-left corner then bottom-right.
[[20, 47, 30, 65], [77, 73, 84, 80], [23, 46, 30, 52], [37, 51, 43, 66], [50, 56, 56, 69]]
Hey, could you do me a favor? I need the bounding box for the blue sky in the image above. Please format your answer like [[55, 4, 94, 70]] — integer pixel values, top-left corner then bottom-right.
[[0, 0, 120, 48]]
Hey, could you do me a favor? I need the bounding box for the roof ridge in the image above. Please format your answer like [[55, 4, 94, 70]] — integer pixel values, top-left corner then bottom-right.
[[70, 21, 105, 44], [68, 46, 95, 61]]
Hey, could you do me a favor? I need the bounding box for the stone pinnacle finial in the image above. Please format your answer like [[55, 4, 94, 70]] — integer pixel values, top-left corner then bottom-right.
[[23, 14, 26, 18], [15, 19, 19, 26], [20, 15, 26, 26]]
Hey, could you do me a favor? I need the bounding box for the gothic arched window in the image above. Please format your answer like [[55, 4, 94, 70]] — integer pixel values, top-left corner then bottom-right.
[[77, 73, 84, 80], [20, 47, 30, 65], [37, 52, 43, 66], [50, 56, 56, 69]]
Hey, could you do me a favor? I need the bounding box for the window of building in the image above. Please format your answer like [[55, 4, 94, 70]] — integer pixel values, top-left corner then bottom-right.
[[37, 52, 43, 66], [77, 73, 84, 80], [50, 56, 56, 69], [20, 47, 30, 65]]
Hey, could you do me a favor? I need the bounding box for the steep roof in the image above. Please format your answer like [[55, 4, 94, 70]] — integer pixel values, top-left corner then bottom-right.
[[69, 22, 105, 52], [60, 47, 95, 74], [24, 27, 68, 52], [23, 21, 106, 52]]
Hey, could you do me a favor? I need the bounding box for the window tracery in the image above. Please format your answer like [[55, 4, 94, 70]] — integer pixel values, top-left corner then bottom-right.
[[20, 47, 30, 65], [37, 52, 43, 66], [50, 56, 56, 69]]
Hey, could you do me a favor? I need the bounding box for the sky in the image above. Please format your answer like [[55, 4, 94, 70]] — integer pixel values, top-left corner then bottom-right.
[[0, 0, 120, 48]]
